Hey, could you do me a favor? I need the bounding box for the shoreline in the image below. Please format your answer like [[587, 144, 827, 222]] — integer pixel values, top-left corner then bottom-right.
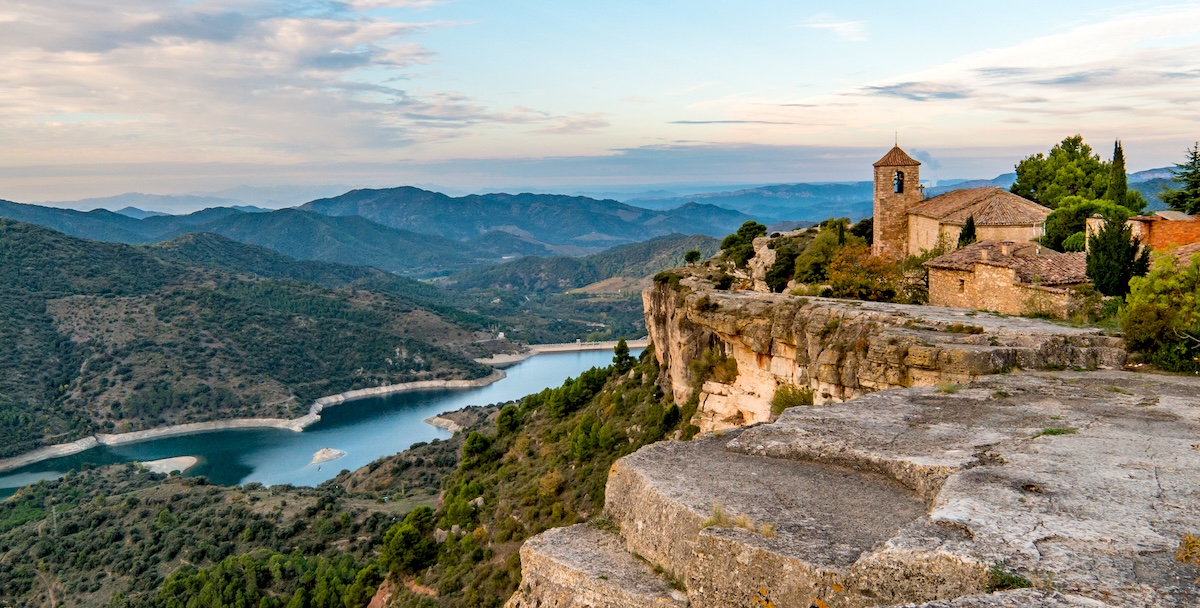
[[475, 338, 648, 367], [0, 369, 507, 474]]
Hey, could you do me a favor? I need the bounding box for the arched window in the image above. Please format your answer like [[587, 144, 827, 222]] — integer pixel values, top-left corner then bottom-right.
[[894, 171, 905, 194]]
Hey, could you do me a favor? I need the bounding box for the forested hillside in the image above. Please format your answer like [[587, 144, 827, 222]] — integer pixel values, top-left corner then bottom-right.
[[448, 234, 720, 292], [0, 220, 494, 459]]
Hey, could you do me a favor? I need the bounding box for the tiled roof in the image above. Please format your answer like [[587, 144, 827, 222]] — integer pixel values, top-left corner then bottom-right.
[[1167, 242, 1200, 265], [925, 241, 1089, 286], [909, 187, 1050, 226], [1154, 210, 1196, 221], [873, 146, 921, 167]]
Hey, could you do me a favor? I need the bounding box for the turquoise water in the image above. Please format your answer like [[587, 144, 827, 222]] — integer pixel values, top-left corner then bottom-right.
[[0, 349, 632, 498]]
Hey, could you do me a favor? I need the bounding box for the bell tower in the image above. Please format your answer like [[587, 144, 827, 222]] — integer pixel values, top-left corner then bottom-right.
[[871, 145, 922, 257]]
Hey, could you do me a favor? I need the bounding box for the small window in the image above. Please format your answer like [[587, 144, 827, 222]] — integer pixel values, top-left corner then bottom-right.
[[894, 171, 905, 194], [958, 279, 966, 293]]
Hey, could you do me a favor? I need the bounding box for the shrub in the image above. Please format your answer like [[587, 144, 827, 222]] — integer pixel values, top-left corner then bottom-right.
[[770, 385, 813, 417], [1122, 254, 1200, 372]]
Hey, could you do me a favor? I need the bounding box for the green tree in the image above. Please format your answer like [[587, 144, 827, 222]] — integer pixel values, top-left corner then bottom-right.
[[719, 221, 768, 267], [793, 228, 863, 283], [1011, 135, 1110, 208], [1123, 253, 1200, 372], [1104, 140, 1128, 204], [849, 217, 873, 245], [1040, 196, 1133, 252], [612, 338, 635, 373], [683, 250, 702, 265], [957, 215, 977, 248], [1086, 216, 1150, 297], [1162, 142, 1200, 215]]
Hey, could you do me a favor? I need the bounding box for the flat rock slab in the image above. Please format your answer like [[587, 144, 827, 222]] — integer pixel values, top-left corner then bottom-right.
[[505, 524, 686, 608], [730, 370, 1200, 607], [607, 435, 927, 572]]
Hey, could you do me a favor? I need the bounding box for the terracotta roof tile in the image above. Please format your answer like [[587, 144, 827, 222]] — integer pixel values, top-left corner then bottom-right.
[[873, 146, 921, 167], [1166, 242, 1200, 265], [924, 241, 1088, 286], [909, 187, 1050, 226]]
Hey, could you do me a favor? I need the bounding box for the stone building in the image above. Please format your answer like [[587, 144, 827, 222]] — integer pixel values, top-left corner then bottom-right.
[[1086, 209, 1200, 252], [872, 145, 1050, 257], [924, 241, 1089, 318]]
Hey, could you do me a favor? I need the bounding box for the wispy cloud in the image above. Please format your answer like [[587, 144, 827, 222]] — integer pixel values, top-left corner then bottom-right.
[[801, 13, 867, 42], [533, 113, 610, 135], [670, 120, 797, 125], [861, 82, 972, 101]]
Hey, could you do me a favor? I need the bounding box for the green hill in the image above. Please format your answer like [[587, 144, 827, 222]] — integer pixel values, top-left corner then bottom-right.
[[0, 219, 493, 459], [448, 234, 720, 293]]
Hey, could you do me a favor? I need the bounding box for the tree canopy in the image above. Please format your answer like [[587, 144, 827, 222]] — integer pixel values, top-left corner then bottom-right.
[[719, 221, 768, 267], [1041, 196, 1134, 252], [1162, 142, 1200, 215], [1085, 216, 1150, 297], [1011, 135, 1110, 209], [957, 215, 976, 248]]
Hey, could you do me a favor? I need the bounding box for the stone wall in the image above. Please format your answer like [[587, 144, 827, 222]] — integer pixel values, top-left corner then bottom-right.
[[927, 264, 1077, 318], [1088, 215, 1200, 253], [907, 214, 944, 254], [976, 224, 1042, 244], [643, 281, 1123, 432]]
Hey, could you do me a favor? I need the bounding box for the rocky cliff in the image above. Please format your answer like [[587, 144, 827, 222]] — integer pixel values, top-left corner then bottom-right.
[[643, 279, 1125, 432], [508, 371, 1200, 607]]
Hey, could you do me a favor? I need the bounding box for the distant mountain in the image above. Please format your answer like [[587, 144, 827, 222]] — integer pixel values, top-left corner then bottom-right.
[[37, 192, 245, 214], [627, 182, 876, 222], [114, 206, 169, 219], [1130, 167, 1174, 183], [298, 187, 756, 247], [0, 200, 510, 276], [448, 234, 721, 293]]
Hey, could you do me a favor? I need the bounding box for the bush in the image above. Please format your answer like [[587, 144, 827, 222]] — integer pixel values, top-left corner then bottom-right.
[[1122, 254, 1200, 372], [770, 385, 813, 417]]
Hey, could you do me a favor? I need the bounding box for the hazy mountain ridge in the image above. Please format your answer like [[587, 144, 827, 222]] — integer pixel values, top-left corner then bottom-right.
[[298, 186, 755, 246]]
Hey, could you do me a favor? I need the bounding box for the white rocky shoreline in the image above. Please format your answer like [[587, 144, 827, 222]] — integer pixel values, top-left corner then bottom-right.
[[0, 369, 507, 474]]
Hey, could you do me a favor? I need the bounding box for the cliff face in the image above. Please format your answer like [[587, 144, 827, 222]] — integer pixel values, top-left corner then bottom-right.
[[643, 280, 1125, 431]]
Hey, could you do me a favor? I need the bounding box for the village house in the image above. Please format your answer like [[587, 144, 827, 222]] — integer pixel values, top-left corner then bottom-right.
[[1086, 209, 1200, 252], [871, 145, 1051, 258], [924, 241, 1089, 317]]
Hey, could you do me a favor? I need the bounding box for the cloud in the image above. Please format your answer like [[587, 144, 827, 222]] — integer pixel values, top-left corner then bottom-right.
[[0, 0, 543, 166], [801, 13, 867, 42], [534, 113, 611, 135], [861, 82, 972, 101], [670, 120, 797, 125]]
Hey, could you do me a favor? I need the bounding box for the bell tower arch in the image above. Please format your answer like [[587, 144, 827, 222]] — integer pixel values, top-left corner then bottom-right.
[[872, 146, 922, 257]]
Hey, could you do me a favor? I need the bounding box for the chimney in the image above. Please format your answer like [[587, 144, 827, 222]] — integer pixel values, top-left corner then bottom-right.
[[980, 248, 989, 261], [999, 243, 1011, 256]]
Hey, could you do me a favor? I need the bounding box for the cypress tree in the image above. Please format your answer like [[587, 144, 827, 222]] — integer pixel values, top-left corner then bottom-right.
[[957, 215, 977, 247], [1163, 142, 1200, 215], [1104, 140, 1128, 205], [1086, 216, 1150, 297]]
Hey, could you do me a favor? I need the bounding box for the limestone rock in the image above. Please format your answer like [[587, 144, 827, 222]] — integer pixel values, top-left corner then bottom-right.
[[504, 524, 687, 608], [643, 282, 1125, 432], [512, 371, 1200, 607]]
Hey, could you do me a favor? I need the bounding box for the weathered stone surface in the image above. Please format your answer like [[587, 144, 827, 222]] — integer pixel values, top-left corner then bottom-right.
[[604, 436, 985, 608], [504, 524, 687, 608], [512, 371, 1199, 608], [729, 371, 1200, 607], [643, 282, 1126, 432]]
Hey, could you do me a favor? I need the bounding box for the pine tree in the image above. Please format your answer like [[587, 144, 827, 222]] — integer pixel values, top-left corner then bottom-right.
[[613, 338, 634, 373], [1086, 216, 1150, 297], [1162, 142, 1200, 215], [1104, 140, 1128, 204], [957, 215, 977, 248]]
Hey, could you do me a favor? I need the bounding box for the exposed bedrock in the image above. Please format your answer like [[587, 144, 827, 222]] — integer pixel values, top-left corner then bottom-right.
[[509, 371, 1200, 608], [643, 281, 1126, 432]]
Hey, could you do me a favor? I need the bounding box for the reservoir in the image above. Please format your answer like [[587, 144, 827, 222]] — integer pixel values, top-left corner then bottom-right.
[[0, 349, 633, 499]]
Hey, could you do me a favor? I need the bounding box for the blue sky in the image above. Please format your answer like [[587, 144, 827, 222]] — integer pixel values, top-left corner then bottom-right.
[[1, 0, 1198, 202]]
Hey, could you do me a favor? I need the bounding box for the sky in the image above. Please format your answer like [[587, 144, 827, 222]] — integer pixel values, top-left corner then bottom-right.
[[1, 0, 1199, 203]]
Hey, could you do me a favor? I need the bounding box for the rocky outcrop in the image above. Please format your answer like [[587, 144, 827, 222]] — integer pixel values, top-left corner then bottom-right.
[[643, 281, 1125, 432], [509, 371, 1200, 607]]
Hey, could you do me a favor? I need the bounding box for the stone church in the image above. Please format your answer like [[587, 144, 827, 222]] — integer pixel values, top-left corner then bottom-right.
[[871, 145, 1050, 258]]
